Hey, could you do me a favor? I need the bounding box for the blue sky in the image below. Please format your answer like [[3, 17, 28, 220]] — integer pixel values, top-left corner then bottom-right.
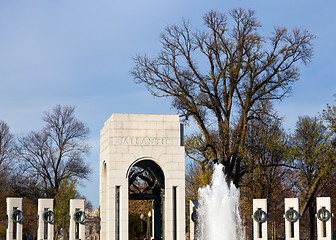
[[1, 0, 335, 208]]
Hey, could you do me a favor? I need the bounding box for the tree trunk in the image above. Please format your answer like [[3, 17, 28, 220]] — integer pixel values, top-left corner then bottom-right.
[[309, 204, 315, 240]]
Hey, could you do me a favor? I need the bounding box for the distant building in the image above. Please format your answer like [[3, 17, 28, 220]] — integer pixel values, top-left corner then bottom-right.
[[85, 209, 100, 240]]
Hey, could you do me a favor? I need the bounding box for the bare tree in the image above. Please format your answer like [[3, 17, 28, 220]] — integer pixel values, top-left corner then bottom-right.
[[132, 8, 314, 186], [17, 105, 91, 198], [0, 121, 15, 238], [0, 120, 14, 175]]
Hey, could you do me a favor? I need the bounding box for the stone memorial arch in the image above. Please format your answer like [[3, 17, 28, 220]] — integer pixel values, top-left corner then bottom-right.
[[100, 113, 186, 240]]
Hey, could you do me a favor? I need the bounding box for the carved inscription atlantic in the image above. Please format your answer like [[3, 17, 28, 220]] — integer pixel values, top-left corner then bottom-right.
[[121, 137, 171, 145]]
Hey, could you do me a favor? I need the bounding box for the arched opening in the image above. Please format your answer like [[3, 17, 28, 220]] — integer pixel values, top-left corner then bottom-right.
[[128, 159, 165, 240]]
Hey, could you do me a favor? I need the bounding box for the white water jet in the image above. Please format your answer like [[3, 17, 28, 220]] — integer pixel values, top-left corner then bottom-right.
[[197, 164, 243, 240]]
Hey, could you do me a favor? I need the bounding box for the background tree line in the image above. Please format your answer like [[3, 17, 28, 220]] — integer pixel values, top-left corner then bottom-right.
[[0, 105, 91, 239], [132, 8, 335, 240], [185, 100, 336, 240]]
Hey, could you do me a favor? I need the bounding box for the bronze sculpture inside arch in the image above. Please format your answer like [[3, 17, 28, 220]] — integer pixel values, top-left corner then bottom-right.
[[128, 159, 165, 240]]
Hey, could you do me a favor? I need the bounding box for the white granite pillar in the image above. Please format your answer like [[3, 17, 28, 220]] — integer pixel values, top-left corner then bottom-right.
[[316, 197, 333, 240], [252, 199, 268, 240], [69, 199, 85, 240], [6, 197, 23, 240], [284, 198, 300, 240], [189, 200, 198, 240], [37, 199, 54, 240]]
